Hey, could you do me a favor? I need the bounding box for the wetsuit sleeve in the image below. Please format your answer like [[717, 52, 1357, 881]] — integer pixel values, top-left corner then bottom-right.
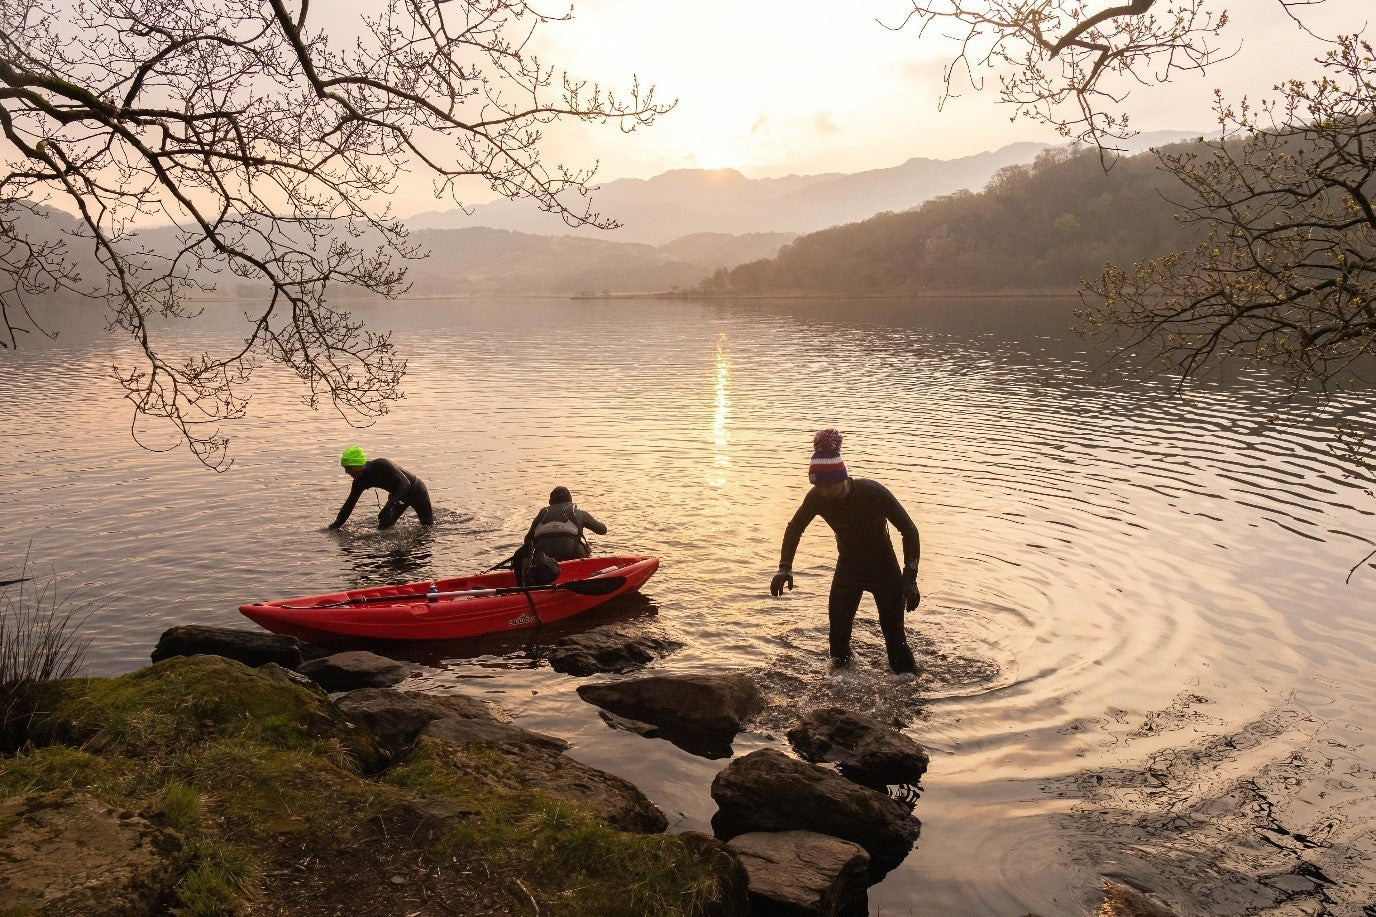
[[578, 510, 608, 535], [877, 483, 921, 570], [330, 477, 367, 529], [522, 510, 542, 548], [778, 496, 819, 570]]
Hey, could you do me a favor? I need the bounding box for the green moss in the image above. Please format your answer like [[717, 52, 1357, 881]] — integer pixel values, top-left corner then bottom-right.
[[1, 657, 744, 916], [0, 744, 144, 802], [24, 656, 379, 770], [389, 741, 746, 916]]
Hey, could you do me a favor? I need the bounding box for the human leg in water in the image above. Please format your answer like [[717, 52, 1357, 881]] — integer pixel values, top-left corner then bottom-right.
[[873, 577, 918, 674], [408, 479, 435, 526], [827, 575, 865, 666]]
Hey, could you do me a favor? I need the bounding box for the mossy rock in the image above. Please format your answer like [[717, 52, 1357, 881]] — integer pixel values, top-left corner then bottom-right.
[[387, 738, 749, 915], [16, 656, 382, 772], [1, 657, 746, 916]]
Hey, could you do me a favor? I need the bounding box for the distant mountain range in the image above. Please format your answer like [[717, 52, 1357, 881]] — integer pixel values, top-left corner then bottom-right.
[[402, 228, 797, 295], [9, 131, 1208, 304], [703, 141, 1209, 295], [406, 132, 1203, 245]]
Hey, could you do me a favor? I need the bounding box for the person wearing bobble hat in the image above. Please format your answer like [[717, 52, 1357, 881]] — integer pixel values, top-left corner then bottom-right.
[[770, 429, 922, 673], [328, 446, 434, 530]]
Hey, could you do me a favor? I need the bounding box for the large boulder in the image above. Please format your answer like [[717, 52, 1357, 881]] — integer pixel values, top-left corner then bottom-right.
[[546, 624, 681, 676], [298, 651, 417, 691], [151, 624, 319, 668], [727, 830, 870, 916], [335, 687, 505, 758], [786, 707, 930, 788], [411, 735, 669, 834], [576, 673, 763, 758], [710, 749, 920, 876], [0, 793, 183, 914], [420, 716, 569, 755]]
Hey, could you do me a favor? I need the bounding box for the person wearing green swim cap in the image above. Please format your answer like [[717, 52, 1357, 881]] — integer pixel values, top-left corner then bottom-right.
[[328, 446, 434, 530]]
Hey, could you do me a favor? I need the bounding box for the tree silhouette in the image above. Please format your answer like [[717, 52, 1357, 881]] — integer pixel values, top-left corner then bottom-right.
[[0, 0, 667, 467]]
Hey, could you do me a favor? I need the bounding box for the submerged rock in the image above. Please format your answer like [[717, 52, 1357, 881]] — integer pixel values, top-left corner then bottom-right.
[[298, 650, 418, 691], [546, 624, 682, 675], [727, 830, 870, 916], [787, 707, 930, 788], [0, 794, 182, 914], [710, 748, 920, 876], [1100, 881, 1179, 917], [577, 672, 764, 758], [151, 623, 317, 669]]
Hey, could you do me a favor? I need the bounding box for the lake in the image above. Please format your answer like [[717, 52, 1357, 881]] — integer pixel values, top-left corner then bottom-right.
[[3, 294, 1374, 915]]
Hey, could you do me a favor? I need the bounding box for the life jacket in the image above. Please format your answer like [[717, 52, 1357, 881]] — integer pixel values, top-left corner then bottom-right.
[[532, 502, 582, 543]]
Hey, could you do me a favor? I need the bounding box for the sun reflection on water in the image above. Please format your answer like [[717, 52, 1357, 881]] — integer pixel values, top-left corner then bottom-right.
[[708, 334, 731, 487]]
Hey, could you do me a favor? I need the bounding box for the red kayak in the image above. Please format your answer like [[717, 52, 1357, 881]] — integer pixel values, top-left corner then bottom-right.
[[239, 556, 659, 642]]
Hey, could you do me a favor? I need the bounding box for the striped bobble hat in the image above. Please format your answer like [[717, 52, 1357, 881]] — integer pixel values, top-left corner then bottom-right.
[[808, 428, 848, 484]]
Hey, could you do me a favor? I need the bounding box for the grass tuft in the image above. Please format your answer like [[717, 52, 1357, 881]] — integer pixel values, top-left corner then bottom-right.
[[0, 552, 98, 687]]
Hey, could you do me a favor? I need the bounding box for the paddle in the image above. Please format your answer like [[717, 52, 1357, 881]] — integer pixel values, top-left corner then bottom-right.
[[281, 574, 626, 610]]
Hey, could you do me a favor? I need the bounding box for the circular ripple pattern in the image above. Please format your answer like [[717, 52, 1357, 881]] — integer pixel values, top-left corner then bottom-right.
[[3, 296, 1374, 914]]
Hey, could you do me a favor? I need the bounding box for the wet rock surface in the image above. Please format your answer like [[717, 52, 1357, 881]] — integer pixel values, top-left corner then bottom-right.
[[297, 650, 418, 691], [546, 624, 682, 675], [710, 748, 921, 876], [726, 830, 870, 916], [151, 624, 318, 669], [577, 672, 764, 758], [787, 706, 930, 788]]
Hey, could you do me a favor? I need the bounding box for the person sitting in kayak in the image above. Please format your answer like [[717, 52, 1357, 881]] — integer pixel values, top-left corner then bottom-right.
[[328, 446, 434, 530], [514, 486, 608, 585], [769, 429, 921, 674]]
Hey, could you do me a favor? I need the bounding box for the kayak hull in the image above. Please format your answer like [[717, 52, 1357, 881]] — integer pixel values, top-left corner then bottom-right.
[[239, 556, 658, 642]]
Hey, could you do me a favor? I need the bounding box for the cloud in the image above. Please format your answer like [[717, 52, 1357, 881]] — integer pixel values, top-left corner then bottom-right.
[[896, 57, 953, 89], [814, 113, 839, 136]]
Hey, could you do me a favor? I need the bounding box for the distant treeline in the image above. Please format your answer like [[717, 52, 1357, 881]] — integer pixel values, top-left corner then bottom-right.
[[701, 145, 1204, 294]]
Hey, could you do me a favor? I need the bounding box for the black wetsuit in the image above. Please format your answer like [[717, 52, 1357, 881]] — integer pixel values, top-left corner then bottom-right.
[[330, 458, 434, 529], [779, 478, 920, 667]]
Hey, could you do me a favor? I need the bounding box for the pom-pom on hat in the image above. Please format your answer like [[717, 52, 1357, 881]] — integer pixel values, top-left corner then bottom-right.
[[340, 445, 367, 467], [808, 428, 848, 484]]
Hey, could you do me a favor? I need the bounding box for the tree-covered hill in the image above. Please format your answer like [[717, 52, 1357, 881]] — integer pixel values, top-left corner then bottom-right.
[[702, 145, 1205, 294]]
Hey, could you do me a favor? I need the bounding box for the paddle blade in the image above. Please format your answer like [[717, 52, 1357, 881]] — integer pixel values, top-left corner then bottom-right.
[[559, 575, 625, 596]]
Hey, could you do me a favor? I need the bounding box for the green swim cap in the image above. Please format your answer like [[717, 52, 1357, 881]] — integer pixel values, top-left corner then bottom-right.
[[340, 446, 366, 467]]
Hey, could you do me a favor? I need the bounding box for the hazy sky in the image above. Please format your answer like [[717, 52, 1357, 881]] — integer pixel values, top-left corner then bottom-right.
[[430, 0, 1367, 208]]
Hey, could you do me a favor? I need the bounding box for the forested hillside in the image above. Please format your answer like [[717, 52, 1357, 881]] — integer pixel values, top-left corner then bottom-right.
[[702, 145, 1203, 294]]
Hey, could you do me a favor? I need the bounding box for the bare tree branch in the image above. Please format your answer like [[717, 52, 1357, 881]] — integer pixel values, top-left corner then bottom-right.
[[0, 0, 671, 468]]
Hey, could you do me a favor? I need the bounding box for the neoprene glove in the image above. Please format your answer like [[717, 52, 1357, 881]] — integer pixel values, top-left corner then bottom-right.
[[770, 568, 794, 597], [902, 566, 920, 611]]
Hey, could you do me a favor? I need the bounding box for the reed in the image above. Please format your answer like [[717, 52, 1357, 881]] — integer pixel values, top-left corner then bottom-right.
[[0, 553, 97, 687]]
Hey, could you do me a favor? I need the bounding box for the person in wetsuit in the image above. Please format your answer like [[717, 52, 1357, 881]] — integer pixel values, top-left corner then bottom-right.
[[513, 486, 608, 585], [770, 429, 921, 673], [328, 446, 434, 530]]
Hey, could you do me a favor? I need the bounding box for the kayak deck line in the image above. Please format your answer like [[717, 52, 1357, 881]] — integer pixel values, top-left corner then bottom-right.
[[238, 556, 659, 642]]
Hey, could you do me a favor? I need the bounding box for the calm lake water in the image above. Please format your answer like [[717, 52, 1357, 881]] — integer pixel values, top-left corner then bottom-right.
[[4, 295, 1376, 915]]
